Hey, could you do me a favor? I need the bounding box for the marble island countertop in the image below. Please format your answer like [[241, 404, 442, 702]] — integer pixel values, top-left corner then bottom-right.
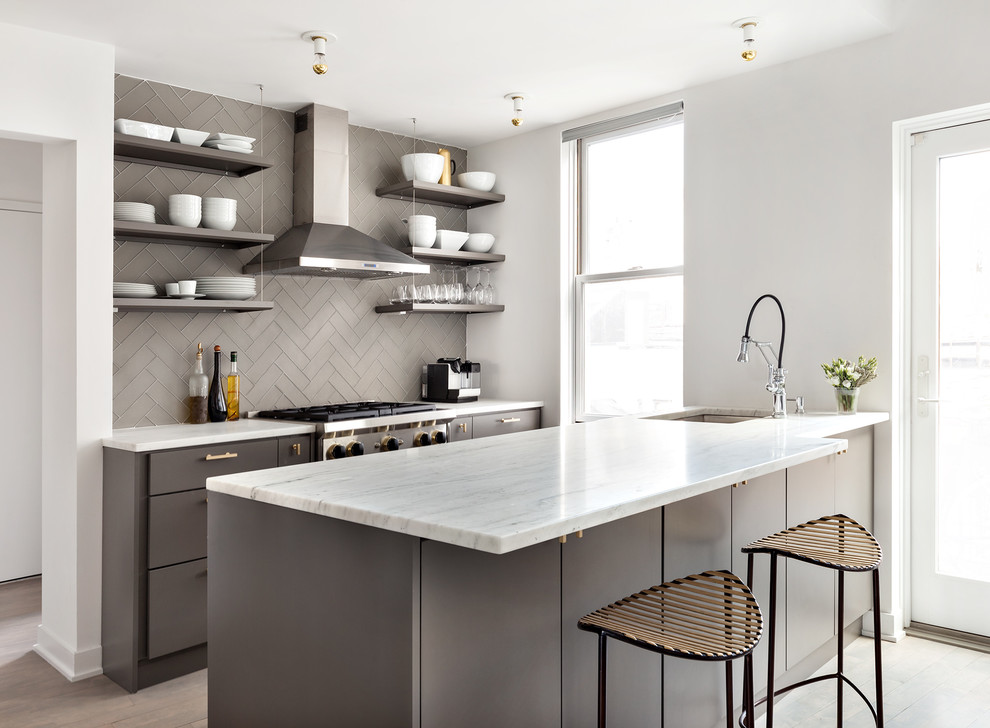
[[206, 409, 888, 555]]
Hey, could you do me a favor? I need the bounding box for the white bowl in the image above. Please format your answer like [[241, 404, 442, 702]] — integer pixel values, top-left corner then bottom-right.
[[400, 153, 445, 183], [408, 227, 437, 248], [405, 214, 436, 226], [463, 233, 495, 253], [171, 127, 210, 146], [202, 210, 236, 231], [435, 230, 469, 251], [168, 194, 202, 207], [456, 172, 496, 192], [169, 210, 201, 228], [115, 118, 175, 141]]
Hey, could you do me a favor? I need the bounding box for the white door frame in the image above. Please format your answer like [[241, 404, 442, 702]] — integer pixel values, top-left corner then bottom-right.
[[893, 101, 990, 638]]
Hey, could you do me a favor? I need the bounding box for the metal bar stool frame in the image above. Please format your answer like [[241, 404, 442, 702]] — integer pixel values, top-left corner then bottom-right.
[[578, 569, 764, 728], [741, 514, 884, 727]]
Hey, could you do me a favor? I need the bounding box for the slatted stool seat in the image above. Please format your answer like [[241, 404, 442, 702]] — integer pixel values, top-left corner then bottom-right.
[[578, 570, 763, 728], [742, 514, 884, 727]]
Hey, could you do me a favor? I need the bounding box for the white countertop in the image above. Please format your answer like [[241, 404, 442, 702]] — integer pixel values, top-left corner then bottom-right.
[[102, 399, 543, 452], [206, 410, 887, 555], [103, 419, 317, 452]]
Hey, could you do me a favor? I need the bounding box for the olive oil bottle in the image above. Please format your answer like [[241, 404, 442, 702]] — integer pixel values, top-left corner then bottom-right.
[[226, 351, 240, 421]]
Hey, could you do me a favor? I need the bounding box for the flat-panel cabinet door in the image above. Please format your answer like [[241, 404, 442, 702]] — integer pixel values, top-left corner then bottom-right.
[[147, 558, 208, 659], [561, 510, 663, 728], [833, 427, 875, 628], [421, 539, 561, 728], [662, 487, 732, 728], [148, 489, 208, 569], [149, 439, 278, 495], [277, 434, 313, 467], [472, 408, 541, 439], [785, 454, 836, 669]]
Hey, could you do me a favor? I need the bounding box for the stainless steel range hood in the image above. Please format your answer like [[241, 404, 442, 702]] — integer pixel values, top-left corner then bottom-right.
[[243, 104, 428, 279]]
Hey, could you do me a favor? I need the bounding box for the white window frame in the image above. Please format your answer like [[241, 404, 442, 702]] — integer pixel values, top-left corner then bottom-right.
[[567, 107, 685, 422]]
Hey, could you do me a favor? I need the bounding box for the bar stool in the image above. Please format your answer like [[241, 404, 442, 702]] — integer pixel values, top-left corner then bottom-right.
[[742, 514, 884, 727], [578, 570, 763, 728]]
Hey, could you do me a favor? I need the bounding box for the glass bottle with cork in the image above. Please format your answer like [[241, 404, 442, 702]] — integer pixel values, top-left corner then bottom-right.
[[226, 351, 240, 421], [188, 343, 209, 424]]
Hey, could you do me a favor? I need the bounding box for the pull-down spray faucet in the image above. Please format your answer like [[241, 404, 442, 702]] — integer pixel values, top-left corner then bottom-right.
[[737, 294, 788, 417]]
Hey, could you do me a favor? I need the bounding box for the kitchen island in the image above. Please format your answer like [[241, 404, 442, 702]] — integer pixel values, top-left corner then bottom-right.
[[206, 410, 887, 728]]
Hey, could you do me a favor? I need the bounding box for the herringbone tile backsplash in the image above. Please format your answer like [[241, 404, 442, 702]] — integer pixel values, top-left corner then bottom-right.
[[113, 75, 468, 427]]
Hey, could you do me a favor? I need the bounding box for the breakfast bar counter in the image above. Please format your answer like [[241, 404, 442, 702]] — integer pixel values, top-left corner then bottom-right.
[[206, 411, 887, 728]]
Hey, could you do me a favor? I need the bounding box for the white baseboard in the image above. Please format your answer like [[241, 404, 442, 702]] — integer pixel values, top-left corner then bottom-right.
[[861, 610, 907, 642], [34, 624, 103, 682]]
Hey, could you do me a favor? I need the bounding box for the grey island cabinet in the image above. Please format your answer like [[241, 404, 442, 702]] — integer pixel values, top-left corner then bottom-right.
[[205, 411, 886, 728], [101, 421, 316, 693]]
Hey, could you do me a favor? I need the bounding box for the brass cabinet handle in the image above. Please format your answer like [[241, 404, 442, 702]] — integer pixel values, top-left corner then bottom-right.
[[291, 443, 301, 456], [205, 452, 238, 461], [459, 423, 467, 432], [499, 417, 521, 424]]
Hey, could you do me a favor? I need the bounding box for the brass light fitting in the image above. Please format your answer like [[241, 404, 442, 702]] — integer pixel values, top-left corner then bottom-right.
[[301, 31, 337, 75], [733, 17, 760, 62], [505, 93, 526, 126]]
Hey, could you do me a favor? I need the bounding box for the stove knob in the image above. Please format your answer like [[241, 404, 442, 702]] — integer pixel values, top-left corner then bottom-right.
[[413, 432, 431, 447], [326, 443, 347, 460], [381, 436, 400, 452], [431, 430, 447, 445], [347, 441, 365, 457]]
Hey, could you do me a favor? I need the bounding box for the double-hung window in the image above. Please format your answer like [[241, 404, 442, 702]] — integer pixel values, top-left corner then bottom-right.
[[566, 103, 684, 420]]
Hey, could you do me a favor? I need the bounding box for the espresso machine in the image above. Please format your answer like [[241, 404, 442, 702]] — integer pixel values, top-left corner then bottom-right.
[[422, 358, 481, 403]]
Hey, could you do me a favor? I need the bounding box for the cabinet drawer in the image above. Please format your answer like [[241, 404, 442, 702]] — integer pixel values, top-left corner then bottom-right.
[[277, 434, 313, 467], [148, 489, 208, 569], [472, 409, 541, 439], [149, 439, 278, 495], [449, 417, 473, 442], [147, 558, 208, 659]]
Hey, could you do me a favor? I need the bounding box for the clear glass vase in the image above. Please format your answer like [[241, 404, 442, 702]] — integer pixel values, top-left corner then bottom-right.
[[835, 387, 860, 414]]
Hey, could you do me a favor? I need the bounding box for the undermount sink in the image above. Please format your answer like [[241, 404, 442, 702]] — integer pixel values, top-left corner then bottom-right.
[[645, 409, 773, 424]]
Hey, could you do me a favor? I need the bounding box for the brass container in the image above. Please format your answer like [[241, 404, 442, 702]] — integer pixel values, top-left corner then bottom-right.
[[438, 148, 455, 185]]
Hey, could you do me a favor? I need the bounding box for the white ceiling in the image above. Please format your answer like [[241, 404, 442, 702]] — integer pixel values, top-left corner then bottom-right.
[[4, 0, 893, 148]]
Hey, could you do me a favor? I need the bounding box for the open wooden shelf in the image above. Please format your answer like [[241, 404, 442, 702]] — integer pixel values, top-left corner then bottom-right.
[[374, 303, 504, 315], [375, 180, 505, 209], [113, 133, 272, 177], [113, 220, 275, 248], [403, 247, 505, 265], [113, 298, 274, 314]]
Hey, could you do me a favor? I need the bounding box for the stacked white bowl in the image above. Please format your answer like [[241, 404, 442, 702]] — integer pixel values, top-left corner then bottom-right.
[[168, 194, 202, 228], [406, 214, 437, 247], [400, 153, 445, 183], [194, 276, 257, 300], [202, 197, 237, 231]]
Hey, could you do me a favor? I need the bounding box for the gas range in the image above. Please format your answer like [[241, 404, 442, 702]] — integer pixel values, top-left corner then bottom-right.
[[253, 401, 455, 461]]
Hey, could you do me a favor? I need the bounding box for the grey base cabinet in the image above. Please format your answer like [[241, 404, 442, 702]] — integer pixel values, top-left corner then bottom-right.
[[449, 407, 541, 441], [102, 433, 312, 692]]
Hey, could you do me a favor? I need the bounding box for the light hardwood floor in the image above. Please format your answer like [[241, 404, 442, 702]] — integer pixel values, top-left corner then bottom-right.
[[4, 576, 990, 726], [0, 577, 206, 727]]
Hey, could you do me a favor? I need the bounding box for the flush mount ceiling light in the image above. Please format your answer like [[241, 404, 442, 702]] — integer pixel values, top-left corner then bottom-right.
[[504, 93, 526, 127], [301, 30, 337, 75], [733, 17, 760, 61]]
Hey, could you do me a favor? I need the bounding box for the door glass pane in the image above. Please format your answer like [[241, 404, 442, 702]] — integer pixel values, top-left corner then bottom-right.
[[584, 123, 683, 274], [582, 276, 682, 416], [937, 149, 990, 582]]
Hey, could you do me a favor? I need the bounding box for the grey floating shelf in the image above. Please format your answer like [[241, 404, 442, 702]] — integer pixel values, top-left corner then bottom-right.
[[375, 180, 505, 209], [403, 247, 506, 265], [113, 221, 275, 248], [375, 303, 504, 315], [113, 298, 274, 314], [113, 133, 272, 177]]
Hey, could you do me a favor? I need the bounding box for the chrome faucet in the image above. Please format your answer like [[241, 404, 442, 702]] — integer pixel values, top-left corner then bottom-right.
[[736, 294, 788, 418]]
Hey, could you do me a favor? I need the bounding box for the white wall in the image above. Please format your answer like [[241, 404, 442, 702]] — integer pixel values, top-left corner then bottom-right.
[[0, 23, 114, 680], [466, 0, 990, 636], [0, 139, 43, 582]]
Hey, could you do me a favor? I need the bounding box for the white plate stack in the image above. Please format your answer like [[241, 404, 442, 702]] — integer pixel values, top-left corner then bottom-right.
[[113, 282, 158, 299], [194, 276, 257, 300], [203, 133, 255, 155], [113, 202, 156, 224]]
